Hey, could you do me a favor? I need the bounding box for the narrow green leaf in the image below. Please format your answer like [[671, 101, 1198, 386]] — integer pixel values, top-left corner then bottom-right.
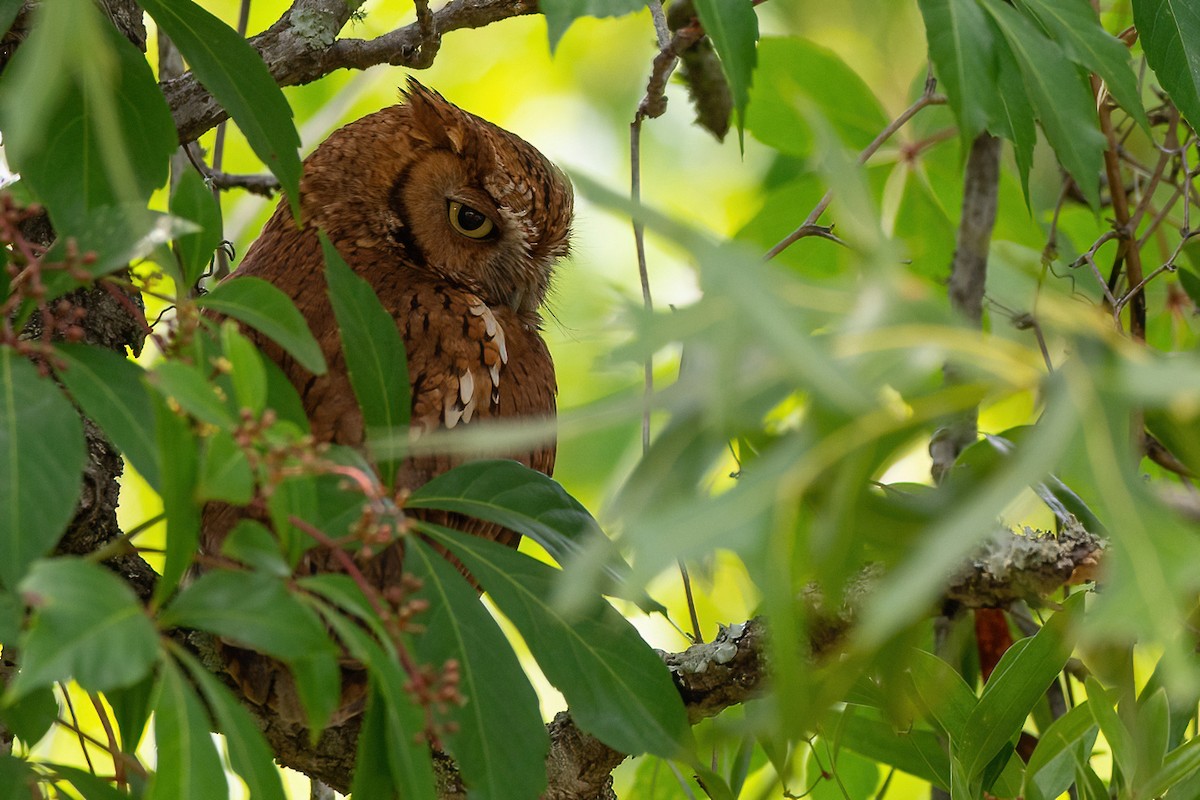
[[960, 593, 1082, 779], [832, 706, 950, 789], [197, 276, 327, 376], [137, 0, 302, 214], [1018, 0, 1150, 132], [991, 34, 1037, 204], [980, 0, 1106, 209], [175, 647, 288, 800], [692, 0, 759, 139], [423, 523, 693, 759], [1023, 702, 1098, 800], [150, 360, 236, 429], [55, 344, 160, 492], [907, 648, 979, 739], [1143, 731, 1200, 797], [1136, 687, 1170, 782], [9, 559, 158, 699], [917, 0, 998, 142], [0, 349, 86, 590], [1086, 677, 1137, 780], [1133, 0, 1200, 132], [352, 684, 405, 800], [153, 393, 201, 605], [146, 658, 228, 800], [322, 233, 409, 487], [408, 539, 549, 800], [539, 0, 647, 51], [220, 321, 268, 414], [170, 168, 224, 289], [196, 430, 253, 505]]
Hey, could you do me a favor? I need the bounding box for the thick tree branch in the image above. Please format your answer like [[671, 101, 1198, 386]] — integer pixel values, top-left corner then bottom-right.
[[164, 0, 538, 144]]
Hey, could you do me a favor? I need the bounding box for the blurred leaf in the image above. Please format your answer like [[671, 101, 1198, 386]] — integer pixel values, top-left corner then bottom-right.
[[981, 0, 1106, 209], [1178, 265, 1200, 308], [153, 393, 201, 605], [9, 558, 158, 699], [160, 569, 340, 733], [408, 539, 549, 800], [1023, 702, 1098, 800], [692, 0, 758, 139], [150, 360, 236, 429], [1018, 0, 1150, 132], [196, 276, 327, 376], [55, 343, 160, 492], [0, 685, 57, 746], [221, 520, 290, 578], [138, 0, 302, 214], [170, 168, 224, 290], [176, 647, 288, 800], [0, 0, 174, 227], [196, 430, 253, 505], [917, 0, 998, 142], [832, 706, 949, 789], [0, 349, 86, 590], [0, 590, 18, 644], [0, 0, 20, 34], [1144, 731, 1200, 798], [1133, 0, 1200, 132], [540, 0, 647, 51], [104, 671, 156, 753], [0, 755, 34, 800], [146, 658, 227, 800], [220, 321, 267, 414], [424, 523, 692, 759], [48, 764, 132, 800], [321, 233, 409, 487]]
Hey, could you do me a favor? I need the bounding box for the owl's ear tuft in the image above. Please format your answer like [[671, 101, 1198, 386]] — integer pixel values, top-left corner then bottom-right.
[[401, 78, 475, 154]]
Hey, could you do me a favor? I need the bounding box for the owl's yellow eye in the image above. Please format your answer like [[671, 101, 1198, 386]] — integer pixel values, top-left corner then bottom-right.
[[448, 201, 495, 239]]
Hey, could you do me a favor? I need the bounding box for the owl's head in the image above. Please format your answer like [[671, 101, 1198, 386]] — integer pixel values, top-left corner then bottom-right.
[[299, 79, 573, 318]]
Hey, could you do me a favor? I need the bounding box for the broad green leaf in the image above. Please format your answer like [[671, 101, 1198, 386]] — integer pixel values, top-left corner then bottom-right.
[[138, 0, 302, 214], [0, 590, 19, 644], [1018, 0, 1150, 132], [310, 597, 436, 800], [540, 0, 647, 51], [960, 593, 1082, 779], [220, 321, 267, 414], [0, 349, 86, 589], [175, 647, 288, 800], [147, 658, 228, 800], [0, 0, 174, 228], [1023, 702, 1098, 800], [153, 393, 200, 605], [907, 648, 979, 738], [221, 520, 290, 578], [9, 558, 158, 699], [917, 0, 998, 142], [197, 277, 326, 376], [832, 706, 950, 789], [0, 685, 57, 745], [407, 460, 625, 577], [745, 37, 889, 159], [196, 430, 253, 505], [321, 233, 409, 485], [980, 0, 1106, 209], [55, 344, 160, 492], [104, 671, 156, 753], [1086, 678, 1137, 780], [423, 524, 692, 759], [170, 168, 224, 290], [160, 569, 340, 732], [0, 755, 34, 800], [1133, 0, 1200, 132], [0, 0, 21, 36], [408, 539, 549, 800], [692, 0, 759, 139], [150, 360, 236, 429]]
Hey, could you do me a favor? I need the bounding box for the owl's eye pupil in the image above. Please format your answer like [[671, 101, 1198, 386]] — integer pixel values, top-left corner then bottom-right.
[[448, 200, 495, 239]]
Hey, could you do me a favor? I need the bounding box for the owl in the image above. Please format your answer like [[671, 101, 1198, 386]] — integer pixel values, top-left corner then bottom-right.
[[199, 80, 573, 735]]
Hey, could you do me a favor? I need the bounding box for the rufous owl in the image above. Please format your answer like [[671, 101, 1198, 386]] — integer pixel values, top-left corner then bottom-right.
[[199, 80, 572, 733]]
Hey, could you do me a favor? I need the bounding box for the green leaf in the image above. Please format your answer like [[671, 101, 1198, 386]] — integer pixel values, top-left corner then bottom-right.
[[1018, 0, 1150, 132], [1086, 677, 1137, 780], [0, 685, 57, 746], [150, 360, 236, 429], [991, 33, 1037, 204], [423, 524, 693, 759], [907, 648, 979, 739], [917, 0, 998, 142], [137, 0, 302, 215], [1023, 702, 1097, 800], [196, 430, 253, 505], [197, 277, 327, 376], [160, 569, 340, 732], [1144, 731, 1200, 797], [960, 593, 1082, 779], [540, 0, 647, 51], [50, 764, 133, 800], [980, 0, 1106, 209], [55, 344, 160, 492], [175, 647, 288, 800], [0, 349, 87, 589], [221, 520, 290, 578], [9, 558, 158, 699], [146, 658, 228, 800], [322, 233, 410, 486], [104, 671, 156, 753], [0, 0, 21, 37], [832, 706, 950, 789], [692, 0, 758, 140], [1133, 0, 1200, 133], [0, 590, 19, 644], [0, 755, 34, 800], [0, 0, 175, 228], [408, 539, 549, 800], [153, 393, 201, 605], [170, 168, 224, 290], [220, 320, 268, 414]]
